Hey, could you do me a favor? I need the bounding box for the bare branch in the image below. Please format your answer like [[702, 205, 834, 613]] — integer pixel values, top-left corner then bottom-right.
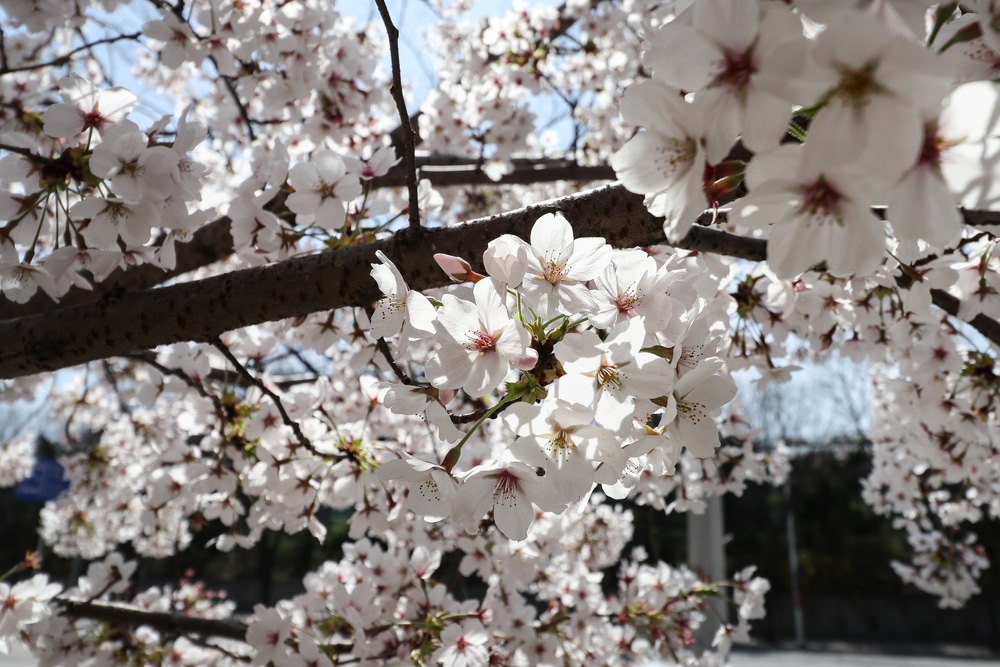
[[374, 0, 422, 233], [0, 31, 142, 75], [364, 305, 416, 386], [210, 337, 320, 457], [59, 597, 248, 642]]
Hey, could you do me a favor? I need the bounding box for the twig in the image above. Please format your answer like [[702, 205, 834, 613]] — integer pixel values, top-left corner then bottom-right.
[[363, 305, 415, 385], [0, 32, 142, 75], [374, 0, 422, 233], [218, 73, 256, 142], [210, 336, 321, 457], [0, 24, 8, 73], [122, 352, 222, 408], [449, 400, 519, 424]]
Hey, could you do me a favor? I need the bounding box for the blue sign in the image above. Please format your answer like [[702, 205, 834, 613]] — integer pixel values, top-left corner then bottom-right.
[[15, 457, 70, 502]]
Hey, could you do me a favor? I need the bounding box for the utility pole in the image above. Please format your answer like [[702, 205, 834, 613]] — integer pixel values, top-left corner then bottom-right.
[[688, 494, 727, 649]]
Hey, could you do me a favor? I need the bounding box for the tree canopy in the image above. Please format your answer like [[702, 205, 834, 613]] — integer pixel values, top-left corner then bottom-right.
[[1, 0, 999, 665]]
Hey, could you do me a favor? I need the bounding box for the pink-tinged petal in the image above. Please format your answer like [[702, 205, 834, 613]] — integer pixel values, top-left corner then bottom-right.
[[285, 191, 320, 216], [426, 346, 473, 390], [593, 390, 634, 431], [822, 203, 885, 277], [857, 100, 922, 188], [675, 414, 721, 458], [619, 80, 696, 139], [474, 278, 508, 334], [740, 88, 792, 156], [644, 26, 717, 92], [493, 489, 534, 541], [529, 212, 573, 254], [755, 37, 829, 106], [84, 214, 119, 248], [624, 357, 674, 399], [494, 321, 528, 359], [655, 167, 708, 240], [314, 150, 348, 182], [744, 144, 801, 190], [41, 104, 84, 139], [96, 87, 138, 124], [813, 14, 885, 71], [801, 104, 868, 177], [694, 0, 759, 51], [553, 330, 603, 372], [57, 74, 97, 106], [371, 251, 406, 296], [565, 237, 611, 281], [436, 294, 480, 342], [887, 167, 962, 246], [463, 354, 497, 396], [452, 473, 501, 533], [315, 197, 347, 228], [377, 455, 440, 480], [699, 90, 743, 164], [551, 374, 598, 407], [684, 370, 737, 411], [287, 162, 320, 192], [765, 219, 820, 279], [404, 290, 437, 336], [547, 451, 594, 505], [612, 132, 693, 196]]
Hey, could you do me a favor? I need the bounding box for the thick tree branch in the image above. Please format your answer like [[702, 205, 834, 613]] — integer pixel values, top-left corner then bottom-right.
[[0, 185, 758, 378], [59, 597, 248, 642], [0, 160, 611, 322], [2, 183, 998, 379]]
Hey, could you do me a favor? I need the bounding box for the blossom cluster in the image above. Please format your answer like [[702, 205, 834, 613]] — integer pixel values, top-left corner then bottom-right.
[[5, 553, 240, 665], [370, 211, 739, 541], [0, 73, 214, 304], [612, 0, 1000, 278]]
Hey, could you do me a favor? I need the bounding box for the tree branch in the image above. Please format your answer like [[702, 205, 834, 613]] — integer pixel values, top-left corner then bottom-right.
[[374, 0, 421, 233], [0, 160, 611, 322], [0, 32, 142, 75], [1, 183, 997, 379], [59, 597, 248, 642], [210, 336, 321, 457]]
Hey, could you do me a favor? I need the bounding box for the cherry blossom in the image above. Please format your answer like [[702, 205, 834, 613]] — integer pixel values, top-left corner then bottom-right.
[[431, 621, 489, 667], [286, 150, 363, 229], [552, 317, 675, 431], [376, 453, 457, 521], [730, 144, 886, 278], [41, 74, 137, 139], [452, 459, 566, 541], [517, 212, 612, 316], [668, 359, 738, 458], [426, 278, 532, 397], [611, 80, 709, 240], [643, 0, 799, 162], [369, 250, 436, 349]]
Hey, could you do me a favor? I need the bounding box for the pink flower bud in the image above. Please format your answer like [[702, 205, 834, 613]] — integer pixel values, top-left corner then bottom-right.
[[433, 253, 485, 282], [515, 348, 539, 371]]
